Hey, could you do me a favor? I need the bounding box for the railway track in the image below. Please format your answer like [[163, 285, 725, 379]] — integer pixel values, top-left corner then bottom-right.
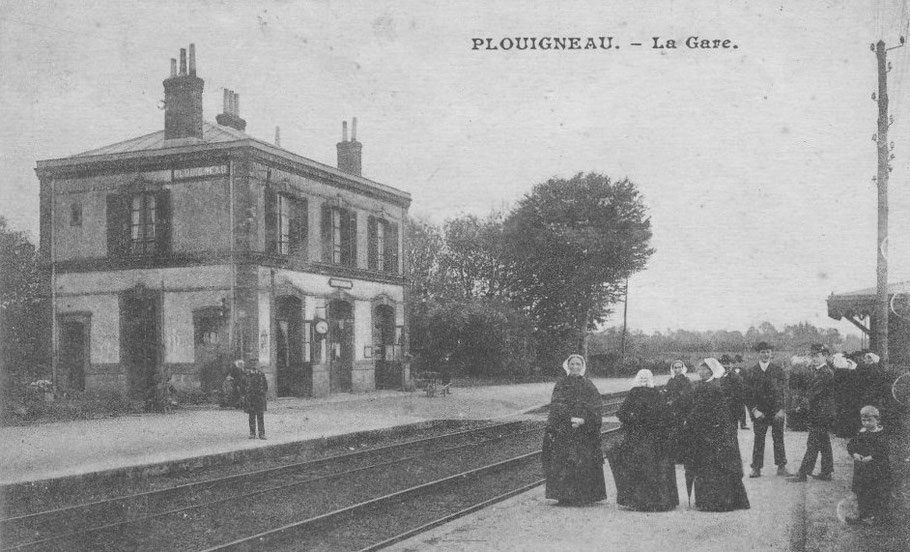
[[2, 394, 626, 552]]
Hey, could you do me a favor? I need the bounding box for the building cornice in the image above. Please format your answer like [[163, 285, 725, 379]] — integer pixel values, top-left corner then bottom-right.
[[43, 252, 409, 287], [35, 140, 412, 208]]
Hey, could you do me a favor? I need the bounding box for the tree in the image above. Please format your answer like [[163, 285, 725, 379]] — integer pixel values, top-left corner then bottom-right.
[[503, 173, 654, 360], [440, 210, 514, 300], [406, 216, 449, 302], [0, 217, 50, 401]]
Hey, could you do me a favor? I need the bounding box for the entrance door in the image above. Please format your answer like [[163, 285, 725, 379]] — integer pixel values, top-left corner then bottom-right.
[[59, 320, 87, 392], [194, 309, 225, 392], [121, 292, 160, 399], [328, 299, 353, 393], [374, 305, 398, 389], [276, 296, 309, 397]]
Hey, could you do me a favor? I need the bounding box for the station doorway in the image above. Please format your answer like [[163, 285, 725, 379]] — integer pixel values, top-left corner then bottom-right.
[[276, 296, 310, 397], [374, 304, 399, 389], [328, 299, 353, 393], [58, 317, 88, 392], [120, 290, 160, 399]]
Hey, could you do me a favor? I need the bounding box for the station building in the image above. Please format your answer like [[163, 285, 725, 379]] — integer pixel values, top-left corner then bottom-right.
[[37, 45, 412, 399], [827, 280, 910, 368]]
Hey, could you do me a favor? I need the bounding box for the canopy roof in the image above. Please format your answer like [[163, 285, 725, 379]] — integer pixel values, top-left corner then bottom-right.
[[827, 281, 910, 319]]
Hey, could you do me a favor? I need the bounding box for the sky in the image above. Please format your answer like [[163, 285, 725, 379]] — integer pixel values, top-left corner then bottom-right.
[[2, 0, 909, 337]]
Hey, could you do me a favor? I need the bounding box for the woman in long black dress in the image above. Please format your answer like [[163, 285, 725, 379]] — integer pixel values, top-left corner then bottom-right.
[[665, 360, 692, 402], [542, 354, 607, 505], [682, 358, 750, 512], [664, 360, 692, 464], [609, 369, 679, 511]]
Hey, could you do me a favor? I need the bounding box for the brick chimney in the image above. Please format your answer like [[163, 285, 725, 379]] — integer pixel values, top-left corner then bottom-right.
[[336, 118, 362, 176], [216, 88, 247, 132], [163, 44, 204, 140]]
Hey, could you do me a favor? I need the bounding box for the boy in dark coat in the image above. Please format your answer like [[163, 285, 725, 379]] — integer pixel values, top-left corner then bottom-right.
[[243, 361, 268, 440], [846, 406, 891, 525]]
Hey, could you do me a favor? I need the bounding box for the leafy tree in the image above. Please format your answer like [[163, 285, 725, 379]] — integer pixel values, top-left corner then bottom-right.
[[503, 173, 654, 361], [440, 210, 514, 300], [406, 216, 450, 301], [0, 217, 50, 402]]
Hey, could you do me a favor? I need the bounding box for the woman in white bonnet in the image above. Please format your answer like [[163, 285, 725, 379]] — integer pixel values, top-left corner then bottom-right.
[[541, 354, 607, 505], [679, 358, 750, 512], [608, 369, 679, 511], [663, 360, 693, 465]]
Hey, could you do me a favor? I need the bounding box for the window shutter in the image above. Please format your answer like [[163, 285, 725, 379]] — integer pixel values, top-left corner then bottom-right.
[[321, 204, 332, 262], [290, 197, 308, 258], [348, 210, 358, 267], [106, 194, 127, 257], [385, 221, 399, 274], [155, 189, 172, 256], [368, 215, 378, 270], [264, 188, 277, 255], [340, 209, 351, 266]]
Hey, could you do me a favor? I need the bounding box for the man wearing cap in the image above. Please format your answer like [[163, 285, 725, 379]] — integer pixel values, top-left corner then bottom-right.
[[743, 342, 790, 478], [790, 344, 836, 482]]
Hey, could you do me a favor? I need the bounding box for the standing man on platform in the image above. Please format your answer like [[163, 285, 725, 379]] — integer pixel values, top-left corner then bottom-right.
[[243, 361, 268, 440], [743, 342, 790, 478], [790, 344, 836, 482]]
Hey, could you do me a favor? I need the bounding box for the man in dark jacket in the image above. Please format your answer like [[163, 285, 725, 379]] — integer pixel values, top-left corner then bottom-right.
[[790, 344, 836, 482], [243, 361, 268, 440], [743, 342, 790, 477]]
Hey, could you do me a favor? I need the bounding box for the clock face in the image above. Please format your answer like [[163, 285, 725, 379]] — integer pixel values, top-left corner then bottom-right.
[[315, 320, 329, 334]]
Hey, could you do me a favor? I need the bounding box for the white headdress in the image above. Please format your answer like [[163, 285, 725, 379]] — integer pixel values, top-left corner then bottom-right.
[[631, 369, 655, 388], [562, 354, 587, 376], [701, 358, 725, 381]]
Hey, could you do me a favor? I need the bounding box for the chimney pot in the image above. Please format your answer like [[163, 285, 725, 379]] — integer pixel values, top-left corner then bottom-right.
[[337, 119, 362, 176], [275, 126, 281, 147], [189, 44, 196, 76], [215, 88, 247, 132], [164, 46, 204, 140]]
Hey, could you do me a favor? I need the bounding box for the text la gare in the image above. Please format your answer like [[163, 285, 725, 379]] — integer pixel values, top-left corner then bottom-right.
[[653, 36, 738, 49]]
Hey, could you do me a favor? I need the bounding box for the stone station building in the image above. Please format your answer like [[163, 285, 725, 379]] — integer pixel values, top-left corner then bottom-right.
[[37, 44, 412, 399]]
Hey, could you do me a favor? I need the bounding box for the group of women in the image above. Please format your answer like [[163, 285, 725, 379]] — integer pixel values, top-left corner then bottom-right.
[[542, 354, 750, 512]]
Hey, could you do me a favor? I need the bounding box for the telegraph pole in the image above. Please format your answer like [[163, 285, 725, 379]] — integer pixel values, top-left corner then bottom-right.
[[620, 277, 629, 362], [873, 39, 894, 368]]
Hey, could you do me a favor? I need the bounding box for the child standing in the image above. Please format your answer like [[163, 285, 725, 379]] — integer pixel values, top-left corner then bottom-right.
[[846, 405, 891, 525]]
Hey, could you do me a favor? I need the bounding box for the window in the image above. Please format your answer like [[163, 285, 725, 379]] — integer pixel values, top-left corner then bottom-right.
[[321, 205, 357, 267], [368, 216, 400, 274], [107, 189, 170, 258], [131, 193, 157, 255], [265, 189, 307, 257], [70, 202, 82, 227], [278, 195, 290, 255]]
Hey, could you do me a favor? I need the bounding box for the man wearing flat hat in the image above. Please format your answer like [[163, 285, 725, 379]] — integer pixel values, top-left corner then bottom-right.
[[790, 344, 836, 482], [743, 342, 790, 478]]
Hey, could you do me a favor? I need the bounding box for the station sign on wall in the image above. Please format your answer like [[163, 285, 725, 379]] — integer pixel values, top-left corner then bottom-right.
[[172, 165, 229, 181]]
